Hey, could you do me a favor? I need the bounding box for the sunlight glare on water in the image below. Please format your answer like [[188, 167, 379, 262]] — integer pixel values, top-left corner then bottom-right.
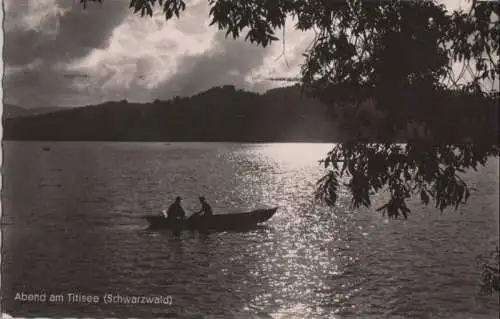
[[1, 142, 498, 318], [256, 143, 334, 168]]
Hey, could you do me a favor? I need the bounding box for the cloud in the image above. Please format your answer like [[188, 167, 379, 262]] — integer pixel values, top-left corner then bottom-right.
[[150, 14, 315, 99], [62, 0, 217, 103], [4, 63, 82, 107], [3, 0, 131, 107], [152, 32, 273, 99], [2, 0, 312, 107], [36, 0, 290, 105], [4, 0, 130, 66], [439, 0, 470, 10], [247, 19, 315, 92]]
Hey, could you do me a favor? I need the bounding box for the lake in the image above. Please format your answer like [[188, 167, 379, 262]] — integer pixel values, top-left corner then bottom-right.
[[1, 142, 499, 318]]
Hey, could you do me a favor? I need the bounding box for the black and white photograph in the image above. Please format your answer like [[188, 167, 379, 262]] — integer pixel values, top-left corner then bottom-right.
[[1, 0, 499, 317]]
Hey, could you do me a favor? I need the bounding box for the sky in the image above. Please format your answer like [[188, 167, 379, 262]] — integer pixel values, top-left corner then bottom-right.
[[1, 0, 479, 108]]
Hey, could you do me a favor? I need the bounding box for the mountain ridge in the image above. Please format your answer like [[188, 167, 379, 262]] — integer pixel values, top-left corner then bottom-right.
[[2, 104, 72, 118], [3, 85, 497, 143], [3, 85, 340, 142]]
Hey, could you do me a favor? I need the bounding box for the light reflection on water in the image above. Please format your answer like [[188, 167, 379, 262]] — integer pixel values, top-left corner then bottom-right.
[[1, 142, 498, 318]]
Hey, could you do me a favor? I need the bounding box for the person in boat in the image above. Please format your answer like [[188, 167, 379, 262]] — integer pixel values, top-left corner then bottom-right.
[[165, 196, 186, 220], [192, 196, 213, 217]]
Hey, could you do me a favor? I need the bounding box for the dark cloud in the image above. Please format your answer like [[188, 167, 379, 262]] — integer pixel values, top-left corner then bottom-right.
[[4, 0, 130, 107], [3, 0, 32, 26], [153, 32, 272, 99], [4, 64, 81, 107], [5, 0, 129, 66]]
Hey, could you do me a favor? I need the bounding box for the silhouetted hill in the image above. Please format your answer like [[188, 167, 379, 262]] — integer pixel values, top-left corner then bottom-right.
[[2, 104, 70, 118], [3, 85, 497, 143], [3, 85, 339, 142], [2, 104, 30, 118]]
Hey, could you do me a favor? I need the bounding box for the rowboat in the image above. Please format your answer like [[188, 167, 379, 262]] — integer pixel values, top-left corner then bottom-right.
[[143, 207, 278, 231]]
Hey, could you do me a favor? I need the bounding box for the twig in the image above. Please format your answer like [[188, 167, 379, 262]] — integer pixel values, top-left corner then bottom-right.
[[274, 22, 290, 68]]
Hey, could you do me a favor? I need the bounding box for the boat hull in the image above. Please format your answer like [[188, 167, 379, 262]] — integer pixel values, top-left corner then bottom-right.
[[143, 207, 278, 231]]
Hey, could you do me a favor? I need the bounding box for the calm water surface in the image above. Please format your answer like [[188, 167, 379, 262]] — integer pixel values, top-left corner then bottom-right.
[[1, 142, 499, 318]]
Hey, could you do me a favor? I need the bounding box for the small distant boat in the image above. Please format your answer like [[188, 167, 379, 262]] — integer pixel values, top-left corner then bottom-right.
[[143, 207, 278, 231]]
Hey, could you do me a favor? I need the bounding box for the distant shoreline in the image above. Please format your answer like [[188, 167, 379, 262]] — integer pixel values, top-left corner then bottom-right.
[[2, 138, 339, 143], [5, 139, 491, 145]]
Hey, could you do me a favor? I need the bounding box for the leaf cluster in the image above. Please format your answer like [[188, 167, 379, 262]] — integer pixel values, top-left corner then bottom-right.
[[479, 246, 500, 295], [316, 143, 499, 219], [81, 0, 186, 19]]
